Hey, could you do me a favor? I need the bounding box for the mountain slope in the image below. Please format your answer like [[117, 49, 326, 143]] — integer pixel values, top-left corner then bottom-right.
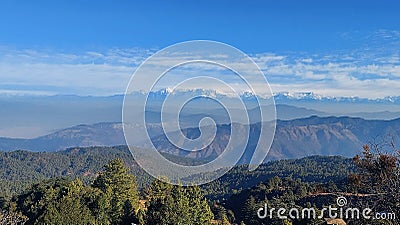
[[152, 116, 400, 161], [0, 116, 399, 161]]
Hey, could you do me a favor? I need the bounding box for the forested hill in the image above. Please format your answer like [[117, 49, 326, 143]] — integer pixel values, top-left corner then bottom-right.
[[0, 146, 354, 198]]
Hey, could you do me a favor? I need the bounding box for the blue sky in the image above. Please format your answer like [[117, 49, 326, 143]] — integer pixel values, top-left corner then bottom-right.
[[0, 0, 400, 98], [2, 0, 399, 52]]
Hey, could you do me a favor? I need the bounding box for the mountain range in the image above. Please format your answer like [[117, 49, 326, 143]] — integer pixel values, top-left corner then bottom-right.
[[1, 116, 399, 161], [130, 88, 400, 104], [152, 116, 400, 161], [2, 90, 400, 139]]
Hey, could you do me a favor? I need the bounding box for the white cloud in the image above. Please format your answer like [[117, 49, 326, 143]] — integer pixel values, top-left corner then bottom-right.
[[0, 61, 134, 95], [1, 33, 400, 99]]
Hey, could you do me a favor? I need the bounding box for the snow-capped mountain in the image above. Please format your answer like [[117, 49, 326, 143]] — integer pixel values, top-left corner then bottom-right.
[[129, 88, 400, 104], [129, 88, 258, 101], [273, 92, 400, 104]]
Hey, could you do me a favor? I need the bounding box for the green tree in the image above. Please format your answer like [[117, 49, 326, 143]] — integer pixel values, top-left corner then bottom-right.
[[145, 179, 213, 225], [93, 158, 140, 225], [268, 176, 282, 191], [37, 180, 95, 225], [14, 178, 69, 224], [14, 178, 97, 225], [144, 177, 173, 201], [241, 196, 258, 225], [187, 185, 214, 225]]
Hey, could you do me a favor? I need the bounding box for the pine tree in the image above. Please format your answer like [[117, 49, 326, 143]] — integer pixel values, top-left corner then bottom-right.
[[93, 158, 139, 225], [145, 179, 213, 225], [15, 178, 97, 225], [187, 185, 214, 225], [38, 179, 96, 225], [241, 196, 258, 225], [144, 177, 173, 201]]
